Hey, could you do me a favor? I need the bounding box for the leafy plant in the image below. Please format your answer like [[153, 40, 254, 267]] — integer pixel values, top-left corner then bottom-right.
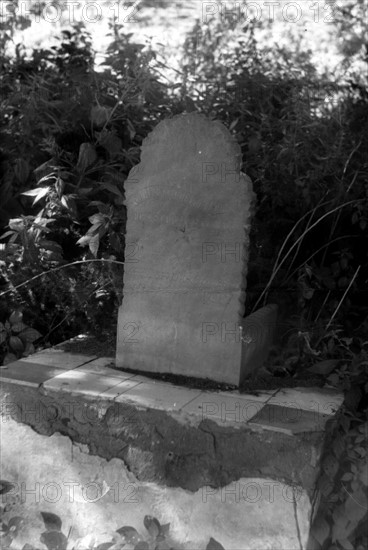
[[306, 333, 368, 550], [0, 488, 226, 550], [0, 309, 42, 365], [0, 17, 174, 344]]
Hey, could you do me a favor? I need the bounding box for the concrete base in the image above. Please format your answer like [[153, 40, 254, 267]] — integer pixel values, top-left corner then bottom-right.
[[1, 418, 311, 550], [116, 304, 278, 387], [0, 348, 345, 549]]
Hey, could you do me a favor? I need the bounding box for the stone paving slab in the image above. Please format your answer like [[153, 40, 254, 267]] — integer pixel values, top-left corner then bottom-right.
[[0, 351, 344, 434], [0, 360, 73, 387], [181, 389, 276, 426], [267, 386, 344, 416], [115, 379, 203, 411], [248, 404, 333, 436], [75, 357, 123, 375], [43, 369, 133, 397], [21, 350, 97, 368], [98, 378, 144, 400]]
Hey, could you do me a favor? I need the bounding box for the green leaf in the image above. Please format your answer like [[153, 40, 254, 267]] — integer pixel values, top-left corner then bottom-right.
[[71, 534, 95, 549], [323, 454, 339, 480], [311, 514, 330, 545], [19, 327, 42, 343], [87, 223, 103, 234], [2, 353, 17, 365], [14, 158, 30, 184], [23, 342, 35, 357], [98, 225, 107, 239], [8, 516, 24, 536], [38, 240, 63, 254], [206, 537, 225, 550], [95, 543, 114, 550], [229, 118, 239, 130], [60, 195, 77, 216], [76, 143, 97, 172], [332, 436, 345, 459], [76, 235, 92, 247], [345, 387, 362, 410], [355, 447, 366, 457], [91, 105, 111, 128], [39, 530, 67, 550], [358, 463, 368, 486], [143, 515, 160, 538], [0, 480, 16, 495], [0, 230, 16, 240], [96, 131, 122, 157], [116, 526, 142, 544], [358, 422, 368, 433], [40, 512, 62, 532], [11, 322, 28, 334], [109, 232, 122, 253], [89, 201, 110, 215], [8, 218, 25, 231], [340, 472, 354, 482], [308, 359, 339, 375], [100, 182, 124, 198], [9, 335, 24, 353], [22, 187, 50, 205], [160, 523, 170, 537], [337, 539, 354, 550], [9, 310, 23, 324], [88, 234, 100, 257], [55, 178, 65, 197], [89, 213, 105, 225], [327, 373, 340, 387], [332, 505, 349, 541], [344, 488, 368, 525], [318, 474, 334, 497], [153, 541, 170, 550]]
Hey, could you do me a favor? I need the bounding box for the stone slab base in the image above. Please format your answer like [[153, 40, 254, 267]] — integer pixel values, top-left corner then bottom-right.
[[0, 345, 344, 549], [1, 418, 311, 549]]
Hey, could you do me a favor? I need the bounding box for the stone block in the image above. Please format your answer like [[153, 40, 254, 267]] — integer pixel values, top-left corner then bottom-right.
[[116, 113, 276, 385]]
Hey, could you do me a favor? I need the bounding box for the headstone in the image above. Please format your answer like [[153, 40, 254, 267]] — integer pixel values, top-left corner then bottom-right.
[[116, 113, 276, 386]]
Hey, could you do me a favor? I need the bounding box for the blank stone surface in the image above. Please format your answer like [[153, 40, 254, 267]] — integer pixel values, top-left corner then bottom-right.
[[116, 113, 255, 385]]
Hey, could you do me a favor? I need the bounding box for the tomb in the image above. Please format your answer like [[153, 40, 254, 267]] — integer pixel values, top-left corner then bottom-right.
[[116, 113, 277, 385]]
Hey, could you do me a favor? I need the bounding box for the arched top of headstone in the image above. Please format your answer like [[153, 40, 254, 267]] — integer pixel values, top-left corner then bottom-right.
[[127, 112, 244, 187], [143, 112, 241, 165]]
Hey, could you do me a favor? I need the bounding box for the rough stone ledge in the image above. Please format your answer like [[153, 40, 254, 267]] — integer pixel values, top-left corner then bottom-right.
[[0, 379, 338, 498], [0, 417, 313, 550]]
